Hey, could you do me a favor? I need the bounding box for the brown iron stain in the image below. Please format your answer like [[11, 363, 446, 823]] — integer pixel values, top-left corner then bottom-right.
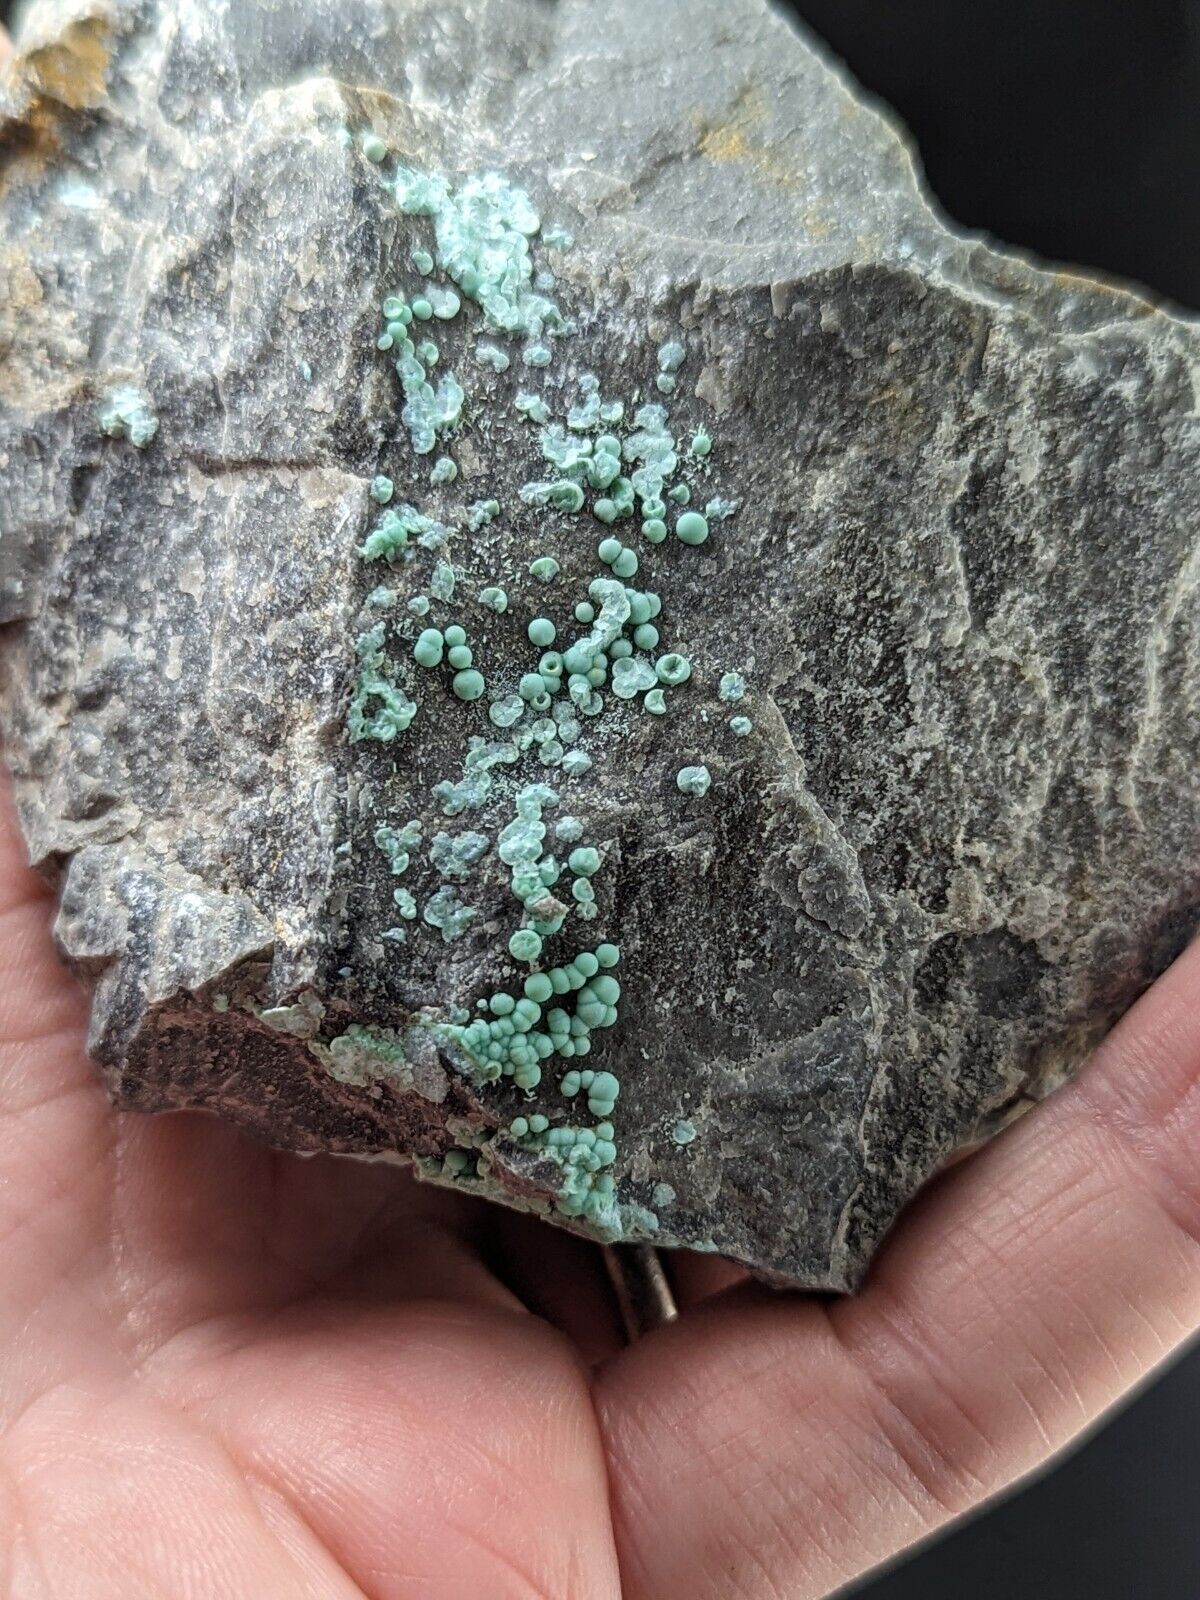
[[0, 11, 116, 176], [20, 15, 114, 111], [0, 11, 114, 412], [1050, 266, 1158, 320], [693, 84, 805, 193], [0, 244, 86, 411]]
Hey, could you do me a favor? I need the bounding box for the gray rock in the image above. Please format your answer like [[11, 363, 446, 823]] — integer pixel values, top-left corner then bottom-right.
[[1, 0, 1198, 1290]]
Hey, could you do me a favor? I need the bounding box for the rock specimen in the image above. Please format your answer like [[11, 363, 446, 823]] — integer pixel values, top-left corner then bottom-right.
[[1, 0, 1198, 1290]]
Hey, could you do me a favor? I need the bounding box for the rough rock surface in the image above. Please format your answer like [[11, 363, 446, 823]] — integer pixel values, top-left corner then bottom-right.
[[1, 0, 1198, 1289]]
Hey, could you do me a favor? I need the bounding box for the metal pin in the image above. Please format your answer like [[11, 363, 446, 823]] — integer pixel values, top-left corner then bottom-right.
[[603, 1243, 678, 1341]]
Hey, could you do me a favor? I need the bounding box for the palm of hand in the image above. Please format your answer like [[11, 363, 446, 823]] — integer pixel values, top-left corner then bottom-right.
[[0, 772, 1197, 1600]]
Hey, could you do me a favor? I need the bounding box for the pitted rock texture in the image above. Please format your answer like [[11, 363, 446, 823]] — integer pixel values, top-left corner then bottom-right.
[[1, 0, 1198, 1288]]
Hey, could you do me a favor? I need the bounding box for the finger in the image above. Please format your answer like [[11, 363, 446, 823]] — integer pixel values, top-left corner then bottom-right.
[[179, 1297, 623, 1600], [0, 761, 115, 1404], [665, 1248, 750, 1310], [328, 1176, 527, 1313], [106, 1115, 513, 1345], [598, 932, 1200, 1600], [482, 1208, 627, 1365], [0, 758, 93, 1106]]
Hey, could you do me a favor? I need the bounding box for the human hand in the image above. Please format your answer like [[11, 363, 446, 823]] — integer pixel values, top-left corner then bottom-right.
[[0, 736, 1197, 1600]]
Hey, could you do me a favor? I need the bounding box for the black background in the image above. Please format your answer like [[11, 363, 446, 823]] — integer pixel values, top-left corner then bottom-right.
[[3, 0, 1198, 1593], [785, 0, 1200, 310]]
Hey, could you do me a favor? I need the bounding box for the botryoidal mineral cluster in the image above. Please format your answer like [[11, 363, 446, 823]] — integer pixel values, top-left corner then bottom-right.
[[1, 0, 1198, 1288]]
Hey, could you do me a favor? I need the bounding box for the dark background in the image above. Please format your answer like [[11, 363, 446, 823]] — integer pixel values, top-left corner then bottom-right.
[[3, 0, 1198, 1593], [786, 0, 1200, 310]]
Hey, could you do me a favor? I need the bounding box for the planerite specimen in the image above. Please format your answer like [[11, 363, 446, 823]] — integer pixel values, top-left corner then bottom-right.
[[1, 0, 1198, 1288]]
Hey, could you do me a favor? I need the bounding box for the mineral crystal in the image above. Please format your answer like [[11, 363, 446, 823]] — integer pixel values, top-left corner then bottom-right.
[[1, 0, 1197, 1287]]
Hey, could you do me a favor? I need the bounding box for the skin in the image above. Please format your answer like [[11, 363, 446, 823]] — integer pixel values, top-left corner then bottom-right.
[[1, 765, 1198, 1600], [1, 26, 1198, 1595]]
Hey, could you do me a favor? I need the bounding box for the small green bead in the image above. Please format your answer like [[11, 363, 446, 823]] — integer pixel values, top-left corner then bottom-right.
[[642, 518, 667, 543], [411, 297, 434, 320], [608, 638, 633, 660], [370, 475, 394, 505], [530, 556, 560, 582], [539, 651, 564, 677], [594, 499, 619, 525], [597, 537, 622, 566], [575, 601, 595, 623], [489, 695, 524, 728], [612, 547, 639, 579], [569, 846, 600, 877], [362, 133, 388, 162], [382, 295, 407, 319], [676, 763, 712, 797], [490, 993, 515, 1016], [452, 669, 486, 701], [669, 484, 692, 505], [479, 586, 508, 613], [524, 973, 554, 1003], [596, 943, 620, 968], [676, 511, 709, 545], [413, 628, 444, 668], [656, 653, 692, 686], [644, 687, 667, 715], [566, 634, 599, 669], [690, 430, 713, 457], [588, 1069, 620, 1104], [447, 644, 473, 670], [443, 624, 466, 647], [528, 617, 557, 648], [633, 623, 660, 651], [509, 928, 543, 963], [730, 715, 753, 737], [520, 671, 548, 701]]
